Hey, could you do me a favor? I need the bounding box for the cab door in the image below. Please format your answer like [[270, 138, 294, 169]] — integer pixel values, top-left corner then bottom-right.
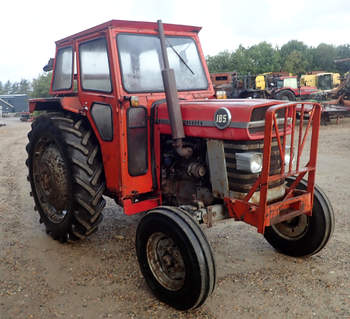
[[76, 32, 155, 203], [76, 34, 122, 195]]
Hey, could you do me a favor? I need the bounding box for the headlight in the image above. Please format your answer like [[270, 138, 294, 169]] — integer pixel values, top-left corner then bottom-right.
[[236, 152, 263, 173], [216, 90, 227, 99]]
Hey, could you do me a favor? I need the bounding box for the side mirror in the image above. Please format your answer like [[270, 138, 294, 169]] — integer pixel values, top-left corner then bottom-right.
[[43, 58, 54, 72]]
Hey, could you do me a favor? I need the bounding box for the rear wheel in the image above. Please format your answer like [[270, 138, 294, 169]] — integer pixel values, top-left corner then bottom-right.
[[264, 178, 334, 257], [26, 112, 106, 242], [136, 206, 216, 310], [275, 90, 296, 101]]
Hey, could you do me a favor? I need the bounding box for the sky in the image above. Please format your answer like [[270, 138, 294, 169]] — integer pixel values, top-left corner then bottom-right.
[[1, 0, 350, 83]]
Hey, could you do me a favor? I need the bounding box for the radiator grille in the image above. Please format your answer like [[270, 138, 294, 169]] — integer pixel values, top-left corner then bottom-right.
[[223, 139, 284, 193]]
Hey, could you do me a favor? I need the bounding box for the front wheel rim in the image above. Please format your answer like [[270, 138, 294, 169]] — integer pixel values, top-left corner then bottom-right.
[[146, 232, 186, 291], [271, 214, 310, 241]]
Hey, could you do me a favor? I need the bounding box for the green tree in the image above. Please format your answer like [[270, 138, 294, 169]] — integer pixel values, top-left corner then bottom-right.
[[18, 79, 31, 94], [231, 45, 253, 74], [280, 40, 309, 59], [206, 51, 235, 73], [0, 79, 31, 95], [280, 40, 311, 73], [312, 43, 336, 71], [3, 81, 12, 94], [335, 44, 350, 73], [206, 43, 282, 75], [246, 42, 281, 74], [11, 82, 19, 94], [31, 73, 52, 98], [283, 50, 308, 75]]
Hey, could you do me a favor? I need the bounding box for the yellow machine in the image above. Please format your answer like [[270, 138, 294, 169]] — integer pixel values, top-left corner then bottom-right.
[[300, 74, 316, 87], [332, 73, 341, 86], [255, 74, 266, 90], [300, 72, 340, 90], [255, 72, 293, 90]]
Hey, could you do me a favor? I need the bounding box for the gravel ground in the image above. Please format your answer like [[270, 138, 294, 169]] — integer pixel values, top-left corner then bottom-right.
[[0, 116, 349, 319]]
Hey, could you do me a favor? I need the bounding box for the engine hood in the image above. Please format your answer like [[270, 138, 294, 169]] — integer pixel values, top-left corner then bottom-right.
[[155, 98, 282, 140]]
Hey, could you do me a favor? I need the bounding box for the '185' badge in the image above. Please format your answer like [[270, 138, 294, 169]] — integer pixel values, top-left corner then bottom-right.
[[214, 107, 231, 129]]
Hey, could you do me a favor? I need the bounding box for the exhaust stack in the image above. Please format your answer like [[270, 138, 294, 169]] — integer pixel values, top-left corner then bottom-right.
[[158, 20, 192, 158]]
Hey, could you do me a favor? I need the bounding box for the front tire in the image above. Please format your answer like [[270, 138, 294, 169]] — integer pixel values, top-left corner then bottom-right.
[[136, 206, 216, 310], [26, 112, 106, 242], [264, 178, 334, 257]]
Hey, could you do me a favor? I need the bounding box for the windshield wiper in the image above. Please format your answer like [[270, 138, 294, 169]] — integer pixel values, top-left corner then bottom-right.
[[165, 39, 195, 75]]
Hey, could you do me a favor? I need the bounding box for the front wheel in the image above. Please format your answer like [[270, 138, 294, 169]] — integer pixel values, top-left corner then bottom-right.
[[264, 178, 334, 257], [136, 206, 216, 310]]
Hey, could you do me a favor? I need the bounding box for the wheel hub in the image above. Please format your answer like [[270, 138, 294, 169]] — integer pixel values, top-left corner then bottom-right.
[[272, 214, 309, 240], [39, 165, 53, 194], [146, 232, 185, 291], [33, 141, 70, 223]]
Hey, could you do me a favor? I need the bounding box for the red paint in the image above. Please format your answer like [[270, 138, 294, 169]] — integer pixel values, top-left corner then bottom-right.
[[275, 87, 318, 98], [28, 20, 321, 225], [156, 99, 281, 140]]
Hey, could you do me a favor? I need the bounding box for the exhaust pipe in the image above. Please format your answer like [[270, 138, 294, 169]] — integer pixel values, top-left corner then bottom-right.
[[158, 20, 192, 158]]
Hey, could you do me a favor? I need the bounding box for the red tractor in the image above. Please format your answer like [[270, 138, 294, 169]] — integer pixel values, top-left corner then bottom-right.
[[26, 20, 334, 310], [267, 75, 318, 101]]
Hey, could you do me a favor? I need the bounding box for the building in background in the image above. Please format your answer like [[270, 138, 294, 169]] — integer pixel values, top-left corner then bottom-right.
[[0, 94, 29, 114]]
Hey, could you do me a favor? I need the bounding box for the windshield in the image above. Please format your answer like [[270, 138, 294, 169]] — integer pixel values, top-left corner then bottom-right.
[[318, 74, 332, 90], [283, 78, 298, 89], [117, 34, 208, 93], [276, 79, 283, 89]]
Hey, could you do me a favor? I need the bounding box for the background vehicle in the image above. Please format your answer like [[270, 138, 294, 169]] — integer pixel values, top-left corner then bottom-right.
[[211, 72, 266, 98], [300, 72, 341, 91], [20, 112, 30, 121], [260, 73, 318, 101], [212, 72, 318, 100], [210, 72, 235, 89], [26, 20, 334, 310]]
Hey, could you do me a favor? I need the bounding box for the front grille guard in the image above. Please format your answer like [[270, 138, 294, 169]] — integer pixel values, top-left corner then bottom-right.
[[225, 102, 321, 233]]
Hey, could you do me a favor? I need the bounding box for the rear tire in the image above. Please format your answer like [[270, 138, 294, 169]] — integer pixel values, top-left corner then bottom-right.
[[26, 112, 106, 242], [275, 90, 296, 101], [136, 206, 216, 310], [264, 178, 334, 257]]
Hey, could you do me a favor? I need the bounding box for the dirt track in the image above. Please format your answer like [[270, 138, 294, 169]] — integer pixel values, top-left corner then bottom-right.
[[0, 117, 349, 319]]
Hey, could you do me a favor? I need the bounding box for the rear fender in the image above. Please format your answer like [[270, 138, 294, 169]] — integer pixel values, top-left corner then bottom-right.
[[275, 88, 295, 95], [29, 96, 115, 194], [29, 96, 83, 114]]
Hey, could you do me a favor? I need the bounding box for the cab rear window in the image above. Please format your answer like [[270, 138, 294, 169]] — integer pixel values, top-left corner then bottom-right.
[[52, 46, 73, 91]]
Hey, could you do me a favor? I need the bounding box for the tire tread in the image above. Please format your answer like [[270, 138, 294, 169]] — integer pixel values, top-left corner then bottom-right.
[[26, 111, 106, 242]]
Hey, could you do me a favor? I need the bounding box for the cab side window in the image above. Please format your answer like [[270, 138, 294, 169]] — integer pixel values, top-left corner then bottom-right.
[[79, 38, 112, 93]]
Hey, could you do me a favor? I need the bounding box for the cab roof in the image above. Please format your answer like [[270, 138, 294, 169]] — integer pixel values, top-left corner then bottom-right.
[[56, 20, 202, 45]]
